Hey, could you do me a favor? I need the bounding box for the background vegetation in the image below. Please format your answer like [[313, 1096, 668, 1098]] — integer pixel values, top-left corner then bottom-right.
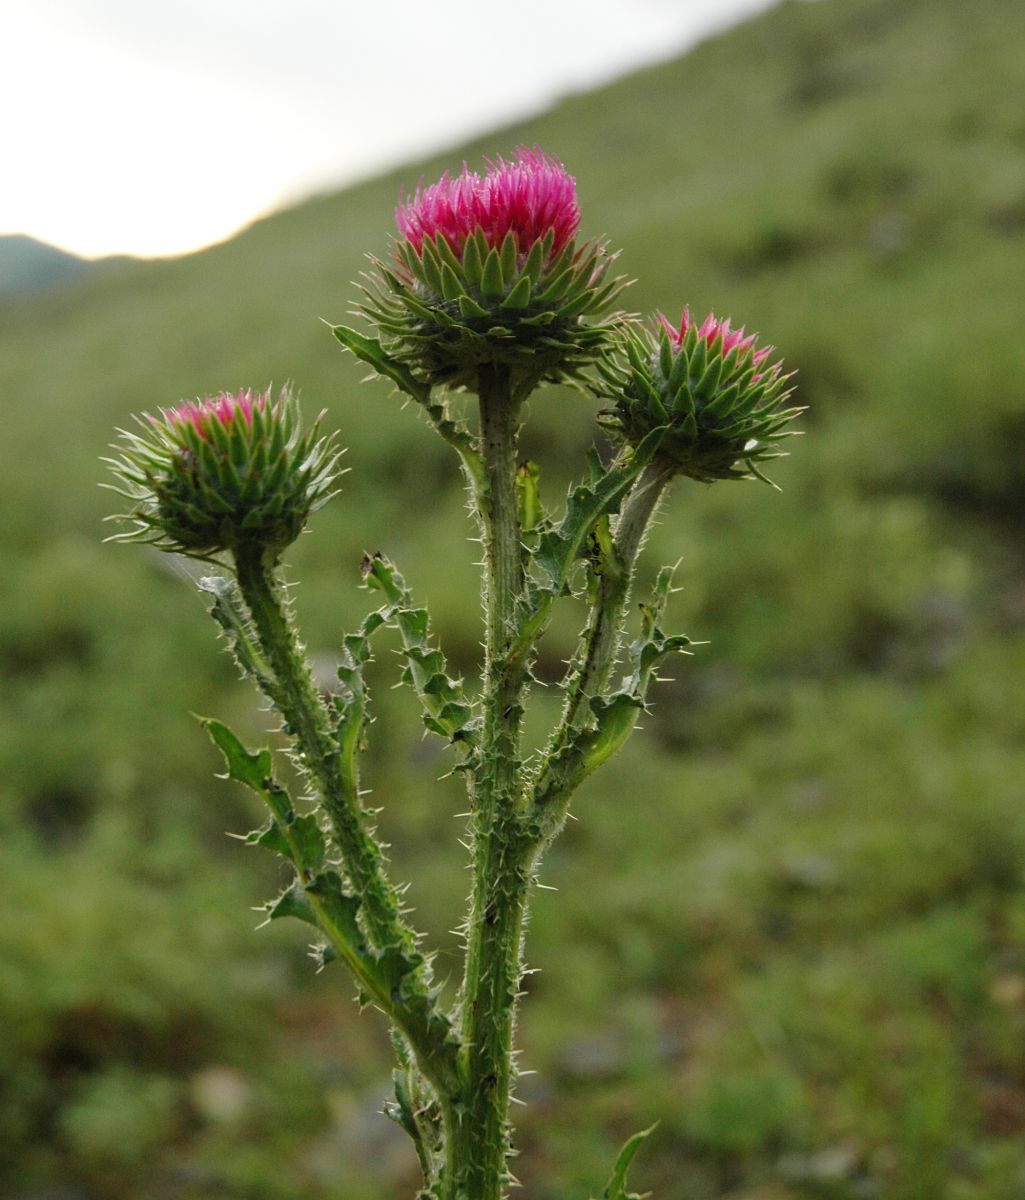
[[2, 0, 1024, 1196]]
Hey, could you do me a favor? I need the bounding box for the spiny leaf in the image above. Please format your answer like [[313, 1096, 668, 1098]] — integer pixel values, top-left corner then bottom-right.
[[201, 717, 272, 793], [386, 1068, 426, 1159], [267, 880, 317, 927], [306, 870, 365, 946], [199, 574, 275, 688], [332, 325, 429, 403], [203, 717, 328, 873], [533, 426, 666, 592], [597, 1124, 658, 1200], [618, 564, 694, 701], [286, 813, 328, 874], [363, 553, 477, 749], [334, 326, 483, 484], [580, 693, 644, 774]]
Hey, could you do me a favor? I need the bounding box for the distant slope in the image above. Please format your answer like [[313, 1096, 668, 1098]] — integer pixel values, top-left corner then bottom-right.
[[0, 234, 96, 298]]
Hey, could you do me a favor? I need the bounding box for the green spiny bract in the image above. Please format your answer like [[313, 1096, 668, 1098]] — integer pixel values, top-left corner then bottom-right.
[[105, 386, 342, 560], [596, 309, 802, 484], [359, 228, 627, 396]]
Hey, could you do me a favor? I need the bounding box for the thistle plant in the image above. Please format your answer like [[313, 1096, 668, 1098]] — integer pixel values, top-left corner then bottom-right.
[[106, 146, 801, 1200]]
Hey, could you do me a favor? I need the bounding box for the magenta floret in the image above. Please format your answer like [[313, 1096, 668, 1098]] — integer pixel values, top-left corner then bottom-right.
[[163, 387, 267, 440], [658, 307, 775, 371], [396, 146, 580, 260]]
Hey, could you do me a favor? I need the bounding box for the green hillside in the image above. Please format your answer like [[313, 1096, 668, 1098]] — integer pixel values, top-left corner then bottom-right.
[[3, 0, 1025, 1196]]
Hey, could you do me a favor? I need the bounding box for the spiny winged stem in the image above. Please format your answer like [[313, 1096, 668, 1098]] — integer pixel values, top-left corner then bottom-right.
[[563, 460, 673, 736], [529, 460, 674, 853], [231, 545, 459, 1125], [234, 544, 406, 947], [452, 363, 534, 1199]]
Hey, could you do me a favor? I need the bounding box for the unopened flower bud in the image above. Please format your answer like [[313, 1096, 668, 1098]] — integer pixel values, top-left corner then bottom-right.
[[106, 387, 341, 559], [360, 147, 627, 393], [597, 308, 801, 483]]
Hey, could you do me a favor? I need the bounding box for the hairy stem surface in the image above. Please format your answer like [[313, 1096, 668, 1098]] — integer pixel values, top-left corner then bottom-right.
[[232, 546, 460, 1124], [235, 545, 407, 947], [452, 365, 532, 1200]]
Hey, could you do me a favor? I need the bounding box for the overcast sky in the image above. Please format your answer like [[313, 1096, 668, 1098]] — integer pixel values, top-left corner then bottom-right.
[[2, 0, 775, 259]]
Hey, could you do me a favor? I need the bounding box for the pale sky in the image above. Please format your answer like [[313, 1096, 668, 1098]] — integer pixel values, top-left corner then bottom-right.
[[1, 0, 775, 259]]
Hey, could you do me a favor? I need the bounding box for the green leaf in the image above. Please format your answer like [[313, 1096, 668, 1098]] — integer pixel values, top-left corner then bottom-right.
[[333, 329, 482, 484], [579, 692, 643, 774], [598, 1124, 657, 1200], [203, 717, 328, 873], [534, 427, 666, 591], [331, 325, 430, 404], [267, 880, 317, 927], [385, 1068, 424, 1150], [306, 871, 364, 946], [246, 819, 291, 858], [201, 717, 272, 793], [288, 813, 328, 874], [628, 565, 692, 681], [363, 553, 477, 750], [199, 574, 275, 690]]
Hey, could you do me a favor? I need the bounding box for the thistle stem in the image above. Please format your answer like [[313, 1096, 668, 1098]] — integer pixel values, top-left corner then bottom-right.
[[451, 365, 532, 1200], [234, 546, 404, 945], [232, 546, 460, 1116]]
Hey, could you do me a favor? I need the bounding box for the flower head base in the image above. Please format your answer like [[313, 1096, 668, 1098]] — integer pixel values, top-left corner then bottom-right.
[[359, 147, 626, 394], [106, 387, 342, 560], [597, 310, 801, 484]]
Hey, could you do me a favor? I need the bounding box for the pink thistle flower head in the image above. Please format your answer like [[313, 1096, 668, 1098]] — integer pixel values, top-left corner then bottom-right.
[[348, 145, 624, 395], [108, 385, 342, 560], [395, 146, 580, 260], [596, 307, 799, 484]]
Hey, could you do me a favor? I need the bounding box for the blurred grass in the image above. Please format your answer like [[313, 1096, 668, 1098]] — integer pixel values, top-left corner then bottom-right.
[[2, 0, 1025, 1196]]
